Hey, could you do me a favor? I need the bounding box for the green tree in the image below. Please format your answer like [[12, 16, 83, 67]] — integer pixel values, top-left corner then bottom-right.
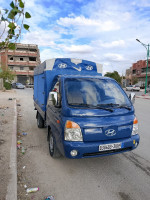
[[0, 0, 31, 50], [132, 77, 138, 85], [0, 69, 15, 89], [104, 71, 121, 84]]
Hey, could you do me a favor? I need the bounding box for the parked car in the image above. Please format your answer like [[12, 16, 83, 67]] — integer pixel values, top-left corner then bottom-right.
[[26, 84, 34, 88], [132, 85, 140, 91], [12, 82, 25, 89], [126, 85, 140, 92], [126, 85, 133, 91]]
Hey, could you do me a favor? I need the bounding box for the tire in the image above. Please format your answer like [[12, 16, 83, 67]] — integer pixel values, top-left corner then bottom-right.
[[37, 112, 44, 128], [48, 128, 61, 158]]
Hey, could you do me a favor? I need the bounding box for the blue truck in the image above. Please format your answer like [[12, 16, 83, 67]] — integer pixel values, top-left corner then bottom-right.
[[33, 58, 140, 159]]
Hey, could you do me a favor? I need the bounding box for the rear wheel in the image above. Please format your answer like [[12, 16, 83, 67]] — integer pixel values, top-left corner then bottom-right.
[[37, 112, 44, 128], [48, 128, 61, 158]]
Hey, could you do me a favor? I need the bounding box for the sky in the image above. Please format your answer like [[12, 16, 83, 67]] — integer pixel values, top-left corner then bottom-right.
[[1, 0, 150, 75]]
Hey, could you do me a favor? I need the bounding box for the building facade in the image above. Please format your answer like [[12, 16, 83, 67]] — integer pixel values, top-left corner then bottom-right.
[[126, 59, 150, 87], [0, 43, 41, 85], [125, 67, 132, 86]]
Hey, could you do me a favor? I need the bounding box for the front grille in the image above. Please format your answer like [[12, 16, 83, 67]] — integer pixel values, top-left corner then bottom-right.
[[83, 147, 132, 157]]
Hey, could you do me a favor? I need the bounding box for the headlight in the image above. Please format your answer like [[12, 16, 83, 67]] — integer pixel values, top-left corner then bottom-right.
[[132, 117, 138, 135], [64, 120, 83, 141]]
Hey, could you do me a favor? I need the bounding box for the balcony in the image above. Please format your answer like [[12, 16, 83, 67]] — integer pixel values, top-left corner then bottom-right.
[[7, 51, 38, 57], [8, 61, 38, 66], [133, 72, 150, 78], [14, 70, 34, 76]]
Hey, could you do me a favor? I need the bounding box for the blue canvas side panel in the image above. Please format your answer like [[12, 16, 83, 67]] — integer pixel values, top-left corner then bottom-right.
[[37, 73, 45, 111], [33, 74, 38, 103]]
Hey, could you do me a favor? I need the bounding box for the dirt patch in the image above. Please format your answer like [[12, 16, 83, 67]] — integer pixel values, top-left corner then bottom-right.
[[17, 104, 36, 200], [0, 139, 5, 145], [0, 91, 16, 200], [119, 192, 133, 200]]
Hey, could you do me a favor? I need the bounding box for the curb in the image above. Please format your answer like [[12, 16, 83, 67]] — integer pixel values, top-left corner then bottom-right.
[[6, 99, 17, 200], [136, 96, 150, 100]]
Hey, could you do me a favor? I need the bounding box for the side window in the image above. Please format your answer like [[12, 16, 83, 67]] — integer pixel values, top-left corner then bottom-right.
[[52, 81, 60, 93], [48, 81, 60, 106]]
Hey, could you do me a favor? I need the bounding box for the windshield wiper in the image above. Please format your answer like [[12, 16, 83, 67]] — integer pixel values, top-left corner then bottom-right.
[[116, 105, 131, 110], [69, 103, 113, 112], [95, 105, 113, 112], [98, 103, 131, 111], [98, 103, 119, 107]]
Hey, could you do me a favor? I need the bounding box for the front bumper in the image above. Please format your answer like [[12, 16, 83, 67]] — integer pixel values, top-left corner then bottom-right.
[[63, 134, 140, 159]]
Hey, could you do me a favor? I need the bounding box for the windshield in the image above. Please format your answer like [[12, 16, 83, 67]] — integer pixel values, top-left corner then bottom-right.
[[65, 78, 131, 108]]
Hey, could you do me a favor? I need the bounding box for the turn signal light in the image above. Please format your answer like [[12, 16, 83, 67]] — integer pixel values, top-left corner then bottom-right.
[[132, 117, 139, 136], [65, 121, 80, 129], [133, 117, 138, 124]]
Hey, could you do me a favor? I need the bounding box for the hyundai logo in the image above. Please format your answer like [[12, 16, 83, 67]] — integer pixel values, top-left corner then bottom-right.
[[105, 129, 116, 136], [58, 63, 67, 68], [86, 65, 93, 70]]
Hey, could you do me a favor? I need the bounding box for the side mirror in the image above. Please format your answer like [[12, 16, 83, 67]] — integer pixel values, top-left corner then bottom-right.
[[129, 92, 135, 104], [49, 92, 61, 108]]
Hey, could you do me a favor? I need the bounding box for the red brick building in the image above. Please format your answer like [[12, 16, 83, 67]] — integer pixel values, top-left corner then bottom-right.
[[126, 59, 150, 87], [0, 43, 41, 85]]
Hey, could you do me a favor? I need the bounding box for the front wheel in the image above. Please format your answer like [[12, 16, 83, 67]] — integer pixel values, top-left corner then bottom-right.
[[48, 128, 61, 158]]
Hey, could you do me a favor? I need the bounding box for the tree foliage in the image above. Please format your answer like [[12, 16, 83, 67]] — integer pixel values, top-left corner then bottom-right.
[[0, 0, 31, 50], [0, 69, 15, 83], [104, 71, 121, 84], [132, 77, 138, 85]]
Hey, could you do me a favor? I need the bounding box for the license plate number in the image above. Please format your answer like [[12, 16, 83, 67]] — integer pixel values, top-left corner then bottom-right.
[[99, 143, 122, 151]]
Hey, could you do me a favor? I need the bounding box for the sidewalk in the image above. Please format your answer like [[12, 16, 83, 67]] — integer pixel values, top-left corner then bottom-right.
[[0, 90, 17, 200], [136, 93, 150, 100]]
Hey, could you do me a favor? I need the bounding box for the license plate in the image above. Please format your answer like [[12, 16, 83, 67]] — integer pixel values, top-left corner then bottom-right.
[[99, 143, 122, 151]]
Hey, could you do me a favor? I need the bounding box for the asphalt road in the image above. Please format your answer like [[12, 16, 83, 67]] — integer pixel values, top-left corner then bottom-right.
[[16, 88, 150, 200]]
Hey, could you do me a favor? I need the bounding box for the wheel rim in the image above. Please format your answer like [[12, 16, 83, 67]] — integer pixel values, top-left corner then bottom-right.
[[49, 134, 54, 153]]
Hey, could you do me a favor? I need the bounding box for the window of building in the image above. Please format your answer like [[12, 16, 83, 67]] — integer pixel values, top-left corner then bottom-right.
[[17, 48, 27, 51], [29, 57, 36, 61], [20, 57, 24, 61], [9, 57, 13, 60], [141, 68, 146, 73], [137, 70, 140, 74], [132, 70, 136, 74], [29, 67, 34, 70], [20, 67, 24, 70], [30, 49, 37, 52], [9, 66, 13, 70]]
